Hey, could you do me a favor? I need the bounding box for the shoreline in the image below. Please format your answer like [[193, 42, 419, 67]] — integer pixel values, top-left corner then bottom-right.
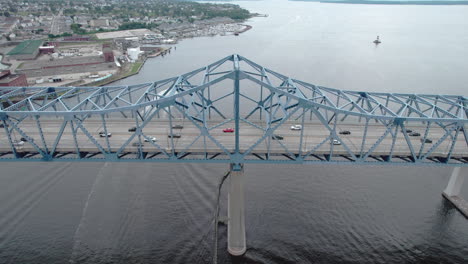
[[234, 24, 252, 36], [89, 21, 252, 87], [88, 47, 171, 87]]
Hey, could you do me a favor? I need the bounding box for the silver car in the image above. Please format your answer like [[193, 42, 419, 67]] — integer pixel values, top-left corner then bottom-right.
[[290, 125, 302, 130]]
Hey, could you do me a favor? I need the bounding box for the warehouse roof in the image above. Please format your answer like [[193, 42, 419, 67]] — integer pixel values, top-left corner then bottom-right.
[[7, 40, 43, 55]]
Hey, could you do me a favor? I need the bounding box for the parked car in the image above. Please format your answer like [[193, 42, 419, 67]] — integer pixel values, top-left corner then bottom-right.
[[144, 137, 157, 142], [132, 142, 144, 147], [339, 130, 351, 135], [99, 131, 112, 137], [271, 134, 284, 140], [128, 126, 137, 132], [223, 128, 234, 133], [421, 138, 433, 144], [332, 139, 341, 145], [12, 140, 24, 146], [172, 125, 184, 129], [290, 125, 302, 131], [168, 133, 181, 138], [409, 132, 421, 137]]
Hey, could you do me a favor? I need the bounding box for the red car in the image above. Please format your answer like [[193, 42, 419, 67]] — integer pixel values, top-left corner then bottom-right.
[[223, 128, 234, 133]]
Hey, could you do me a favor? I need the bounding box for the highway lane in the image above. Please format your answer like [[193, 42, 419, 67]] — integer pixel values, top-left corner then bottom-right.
[[0, 119, 466, 158]]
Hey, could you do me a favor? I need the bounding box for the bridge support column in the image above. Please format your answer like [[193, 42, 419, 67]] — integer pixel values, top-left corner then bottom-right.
[[442, 167, 468, 218], [444, 167, 465, 196], [228, 164, 246, 256]]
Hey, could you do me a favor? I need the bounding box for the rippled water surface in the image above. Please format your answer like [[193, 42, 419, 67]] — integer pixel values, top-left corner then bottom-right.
[[1, 163, 467, 263], [1, 0, 468, 263]]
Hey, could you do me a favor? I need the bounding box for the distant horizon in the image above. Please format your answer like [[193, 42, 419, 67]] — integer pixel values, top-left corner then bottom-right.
[[290, 0, 468, 4]]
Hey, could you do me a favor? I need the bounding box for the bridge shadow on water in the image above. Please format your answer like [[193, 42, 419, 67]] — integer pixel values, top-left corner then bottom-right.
[[0, 162, 467, 264]]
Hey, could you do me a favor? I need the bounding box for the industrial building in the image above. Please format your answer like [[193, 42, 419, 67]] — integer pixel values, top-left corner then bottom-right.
[[0, 70, 28, 87], [7, 40, 43, 60], [102, 43, 115, 62]]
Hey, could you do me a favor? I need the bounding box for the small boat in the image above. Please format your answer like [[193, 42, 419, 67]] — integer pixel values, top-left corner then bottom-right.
[[373, 36, 381, 44], [234, 32, 239, 36]]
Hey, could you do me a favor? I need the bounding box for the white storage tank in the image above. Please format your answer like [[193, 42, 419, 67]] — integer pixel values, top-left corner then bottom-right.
[[127, 47, 141, 61]]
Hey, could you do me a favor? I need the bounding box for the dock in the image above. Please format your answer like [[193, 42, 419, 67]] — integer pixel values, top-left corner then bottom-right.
[[234, 25, 252, 36]]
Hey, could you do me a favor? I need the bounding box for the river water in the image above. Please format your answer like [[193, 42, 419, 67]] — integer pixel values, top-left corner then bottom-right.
[[1, 1, 468, 263]]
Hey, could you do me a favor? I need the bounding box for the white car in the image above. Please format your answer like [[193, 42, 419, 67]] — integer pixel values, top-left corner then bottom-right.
[[144, 137, 157, 142], [12, 140, 24, 146], [290, 125, 302, 130], [99, 131, 112, 137], [332, 139, 341, 145]]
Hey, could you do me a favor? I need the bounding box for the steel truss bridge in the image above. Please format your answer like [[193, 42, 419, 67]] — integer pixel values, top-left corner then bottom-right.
[[0, 55, 466, 166], [1, 54, 467, 255]]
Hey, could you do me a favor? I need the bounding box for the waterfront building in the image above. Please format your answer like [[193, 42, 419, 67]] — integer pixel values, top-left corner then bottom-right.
[[0, 70, 28, 87], [7, 39, 43, 60]]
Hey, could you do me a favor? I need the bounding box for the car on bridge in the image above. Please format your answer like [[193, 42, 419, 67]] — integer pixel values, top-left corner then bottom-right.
[[99, 131, 112, 137], [172, 125, 184, 129], [333, 139, 341, 145], [128, 126, 137, 132], [20, 137, 32, 142], [421, 138, 433, 144], [409, 132, 421, 137], [290, 125, 302, 130], [132, 142, 144, 147], [144, 137, 157, 142], [339, 130, 351, 135], [168, 133, 181, 138], [12, 140, 24, 146], [272, 134, 284, 140], [223, 128, 234, 133]]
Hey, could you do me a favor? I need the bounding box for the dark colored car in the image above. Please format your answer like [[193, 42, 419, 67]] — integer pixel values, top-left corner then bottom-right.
[[168, 133, 182, 138], [128, 127, 137, 132], [0, 123, 8, 128], [271, 135, 284, 140], [421, 138, 433, 144], [409, 132, 421, 137], [172, 125, 184, 129], [339, 130, 351, 135], [20, 137, 32, 142], [401, 129, 413, 133]]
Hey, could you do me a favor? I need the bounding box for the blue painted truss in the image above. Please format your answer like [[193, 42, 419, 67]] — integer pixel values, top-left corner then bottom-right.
[[0, 55, 466, 166]]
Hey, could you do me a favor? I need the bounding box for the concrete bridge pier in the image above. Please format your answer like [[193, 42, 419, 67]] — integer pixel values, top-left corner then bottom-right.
[[442, 167, 468, 218], [227, 164, 246, 256]]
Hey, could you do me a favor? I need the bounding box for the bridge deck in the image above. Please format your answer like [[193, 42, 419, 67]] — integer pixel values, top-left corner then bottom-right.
[[1, 119, 465, 161]]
